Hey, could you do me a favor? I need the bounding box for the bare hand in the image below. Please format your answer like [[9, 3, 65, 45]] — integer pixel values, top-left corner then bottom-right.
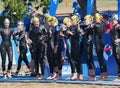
[[61, 57, 66, 63], [59, 32, 64, 37], [115, 39, 120, 43], [67, 30, 73, 35], [27, 39, 33, 45], [64, 43, 67, 49], [49, 30, 52, 34]]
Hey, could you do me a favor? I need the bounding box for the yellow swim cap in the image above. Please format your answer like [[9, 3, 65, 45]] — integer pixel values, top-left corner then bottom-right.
[[46, 16, 53, 22], [84, 15, 92, 21], [63, 17, 71, 24], [52, 17, 58, 23], [71, 15, 81, 23], [95, 13, 101, 21], [33, 17, 39, 22]]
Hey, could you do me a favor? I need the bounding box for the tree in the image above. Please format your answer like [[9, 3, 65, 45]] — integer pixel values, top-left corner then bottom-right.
[[4, 0, 27, 20], [0, 0, 63, 26], [77, 0, 97, 17], [0, 0, 27, 27]]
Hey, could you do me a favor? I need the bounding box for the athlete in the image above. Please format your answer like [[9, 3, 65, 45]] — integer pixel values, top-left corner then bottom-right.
[[70, 15, 83, 80], [111, 16, 120, 81], [59, 17, 73, 80], [94, 13, 108, 81], [44, 16, 57, 79], [28, 17, 47, 79], [83, 15, 96, 81], [14, 21, 31, 75], [0, 18, 17, 79]]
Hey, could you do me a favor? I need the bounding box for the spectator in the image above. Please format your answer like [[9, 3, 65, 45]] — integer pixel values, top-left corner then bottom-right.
[[102, 14, 113, 33], [72, 1, 83, 19]]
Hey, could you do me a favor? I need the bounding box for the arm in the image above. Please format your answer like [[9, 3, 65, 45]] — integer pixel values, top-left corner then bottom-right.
[[26, 29, 33, 45], [66, 30, 74, 35], [18, 31, 25, 41], [77, 24, 85, 37], [115, 39, 120, 43], [12, 29, 18, 47], [59, 31, 65, 37]]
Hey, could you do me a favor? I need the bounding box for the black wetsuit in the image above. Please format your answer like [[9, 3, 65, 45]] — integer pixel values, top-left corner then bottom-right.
[[53, 26, 62, 74], [0, 28, 17, 72], [60, 27, 71, 58], [29, 25, 47, 76], [14, 30, 30, 72], [111, 26, 120, 77], [45, 24, 56, 74], [70, 25, 82, 74], [84, 25, 95, 70], [93, 22, 107, 73]]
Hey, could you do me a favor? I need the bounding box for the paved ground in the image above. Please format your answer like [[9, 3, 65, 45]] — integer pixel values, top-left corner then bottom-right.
[[0, 83, 120, 88]]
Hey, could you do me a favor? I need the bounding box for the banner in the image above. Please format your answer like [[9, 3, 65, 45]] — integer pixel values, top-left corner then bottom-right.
[[118, 0, 120, 19], [49, 0, 59, 16], [86, 0, 94, 15]]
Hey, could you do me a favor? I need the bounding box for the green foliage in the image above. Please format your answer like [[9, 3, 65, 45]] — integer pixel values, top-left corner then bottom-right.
[[0, 0, 63, 26], [4, 0, 27, 20], [40, 0, 50, 13]]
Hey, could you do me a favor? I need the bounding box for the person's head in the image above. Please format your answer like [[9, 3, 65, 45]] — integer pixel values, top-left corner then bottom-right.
[[94, 13, 101, 22], [17, 21, 24, 31], [84, 15, 93, 25], [72, 1, 79, 8], [28, 2, 32, 7], [71, 15, 81, 25], [30, 10, 36, 17], [33, 17, 40, 27], [51, 17, 58, 26], [112, 14, 118, 25], [102, 14, 110, 23], [46, 16, 53, 25], [28, 2, 32, 9], [4, 18, 10, 29], [63, 17, 71, 27]]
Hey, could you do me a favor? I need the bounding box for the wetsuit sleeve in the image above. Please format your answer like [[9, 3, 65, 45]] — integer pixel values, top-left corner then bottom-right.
[[46, 26, 53, 42], [111, 28, 118, 42], [13, 32, 18, 47], [54, 30, 59, 46], [38, 26, 47, 41], [77, 25, 85, 37], [38, 30, 43, 41], [18, 31, 25, 41], [82, 25, 93, 35], [28, 27, 34, 40], [11, 28, 18, 47]]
